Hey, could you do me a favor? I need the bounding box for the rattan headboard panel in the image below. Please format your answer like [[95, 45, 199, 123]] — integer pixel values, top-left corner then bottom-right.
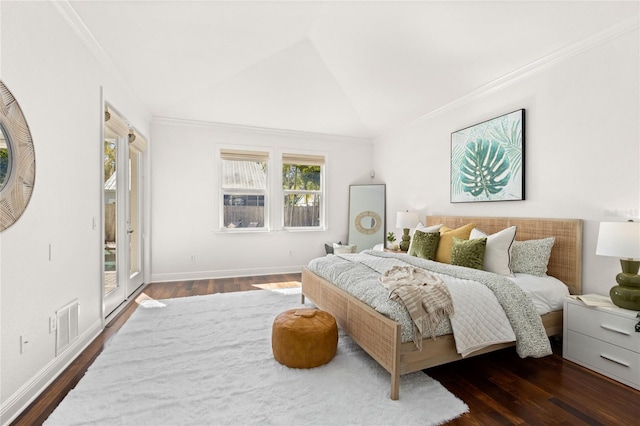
[[426, 216, 583, 295]]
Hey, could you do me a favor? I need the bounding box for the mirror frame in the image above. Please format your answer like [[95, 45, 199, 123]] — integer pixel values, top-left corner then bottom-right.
[[0, 122, 12, 191], [0, 80, 36, 231], [347, 184, 386, 252]]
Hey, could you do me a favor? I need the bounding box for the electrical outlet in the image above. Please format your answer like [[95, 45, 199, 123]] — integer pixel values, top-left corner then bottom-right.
[[20, 334, 30, 354], [189, 255, 196, 263], [49, 316, 57, 333]]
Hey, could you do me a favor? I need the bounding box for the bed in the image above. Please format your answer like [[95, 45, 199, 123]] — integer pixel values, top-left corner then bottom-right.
[[301, 216, 583, 400]]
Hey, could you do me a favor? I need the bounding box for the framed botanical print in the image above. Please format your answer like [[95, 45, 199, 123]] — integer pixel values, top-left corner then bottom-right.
[[451, 109, 525, 203]]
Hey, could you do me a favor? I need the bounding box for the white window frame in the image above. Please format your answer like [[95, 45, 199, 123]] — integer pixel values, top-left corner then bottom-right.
[[219, 147, 270, 232], [281, 152, 326, 231]]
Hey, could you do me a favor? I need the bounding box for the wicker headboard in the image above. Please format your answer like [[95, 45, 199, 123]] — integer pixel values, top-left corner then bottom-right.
[[426, 216, 583, 295]]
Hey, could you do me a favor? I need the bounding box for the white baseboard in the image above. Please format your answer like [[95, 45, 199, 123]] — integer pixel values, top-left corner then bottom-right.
[[151, 265, 304, 283], [0, 319, 103, 426]]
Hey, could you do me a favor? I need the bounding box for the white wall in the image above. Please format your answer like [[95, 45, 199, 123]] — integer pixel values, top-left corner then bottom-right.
[[0, 2, 150, 422], [374, 28, 640, 296], [1, 1, 636, 423], [150, 119, 374, 282]]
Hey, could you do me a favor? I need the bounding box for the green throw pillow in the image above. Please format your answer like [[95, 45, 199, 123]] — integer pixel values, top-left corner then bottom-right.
[[451, 237, 487, 270], [409, 230, 440, 260]]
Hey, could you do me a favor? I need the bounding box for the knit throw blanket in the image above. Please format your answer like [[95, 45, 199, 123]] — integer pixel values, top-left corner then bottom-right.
[[380, 266, 454, 349]]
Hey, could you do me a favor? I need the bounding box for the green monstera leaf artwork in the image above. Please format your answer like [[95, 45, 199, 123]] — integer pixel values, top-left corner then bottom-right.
[[459, 139, 510, 197], [451, 110, 524, 202]]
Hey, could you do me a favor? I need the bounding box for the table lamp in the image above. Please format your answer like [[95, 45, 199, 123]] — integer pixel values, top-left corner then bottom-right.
[[596, 220, 640, 310], [396, 211, 419, 252]]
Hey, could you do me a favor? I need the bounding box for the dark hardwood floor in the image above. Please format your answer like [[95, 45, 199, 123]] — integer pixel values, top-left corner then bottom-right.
[[12, 274, 640, 425]]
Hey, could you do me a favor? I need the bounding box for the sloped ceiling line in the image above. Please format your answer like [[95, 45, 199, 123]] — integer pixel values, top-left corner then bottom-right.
[[158, 37, 374, 137], [51, 0, 132, 100], [306, 35, 370, 136], [53, 1, 639, 140], [152, 116, 373, 145], [387, 14, 640, 139]]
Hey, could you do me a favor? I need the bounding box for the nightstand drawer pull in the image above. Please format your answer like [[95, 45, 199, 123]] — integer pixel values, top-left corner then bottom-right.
[[599, 354, 630, 367], [600, 324, 631, 336]]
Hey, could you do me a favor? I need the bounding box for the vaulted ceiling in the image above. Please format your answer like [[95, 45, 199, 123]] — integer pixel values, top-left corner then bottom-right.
[[65, 1, 639, 138]]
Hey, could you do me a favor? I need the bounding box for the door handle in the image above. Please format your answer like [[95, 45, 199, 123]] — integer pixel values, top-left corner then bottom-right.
[[127, 229, 134, 234]]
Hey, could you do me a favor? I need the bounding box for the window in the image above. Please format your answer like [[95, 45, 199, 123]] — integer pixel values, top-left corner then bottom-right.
[[282, 153, 324, 228], [220, 149, 268, 229]]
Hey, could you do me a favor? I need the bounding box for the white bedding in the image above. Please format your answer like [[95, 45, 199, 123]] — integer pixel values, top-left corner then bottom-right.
[[307, 250, 553, 358], [509, 273, 570, 315], [445, 276, 516, 357]]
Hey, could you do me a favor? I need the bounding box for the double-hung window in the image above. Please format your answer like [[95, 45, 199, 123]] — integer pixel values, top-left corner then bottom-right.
[[282, 153, 324, 229], [220, 149, 268, 229]]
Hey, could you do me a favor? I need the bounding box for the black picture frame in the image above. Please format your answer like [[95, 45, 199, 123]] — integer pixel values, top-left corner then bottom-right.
[[450, 109, 525, 203]]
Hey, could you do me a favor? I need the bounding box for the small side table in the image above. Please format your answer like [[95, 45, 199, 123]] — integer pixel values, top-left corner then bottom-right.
[[383, 248, 407, 254], [563, 296, 640, 390]]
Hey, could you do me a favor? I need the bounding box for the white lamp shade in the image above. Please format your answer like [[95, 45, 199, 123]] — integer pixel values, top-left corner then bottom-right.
[[396, 211, 419, 229], [596, 221, 640, 259]]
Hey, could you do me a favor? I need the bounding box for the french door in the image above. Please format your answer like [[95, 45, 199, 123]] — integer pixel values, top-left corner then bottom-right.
[[103, 106, 145, 317]]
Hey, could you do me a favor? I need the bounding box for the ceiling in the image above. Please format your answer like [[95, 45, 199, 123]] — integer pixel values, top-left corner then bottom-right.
[[66, 1, 639, 138]]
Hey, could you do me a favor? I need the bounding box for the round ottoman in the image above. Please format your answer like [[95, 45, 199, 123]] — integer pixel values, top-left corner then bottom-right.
[[272, 308, 338, 368]]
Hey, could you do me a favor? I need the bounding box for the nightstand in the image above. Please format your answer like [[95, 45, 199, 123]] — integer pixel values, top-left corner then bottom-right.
[[563, 296, 640, 390]]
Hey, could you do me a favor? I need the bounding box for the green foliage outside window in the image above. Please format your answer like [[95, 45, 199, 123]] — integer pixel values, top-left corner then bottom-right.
[[283, 164, 321, 227], [104, 140, 116, 182]]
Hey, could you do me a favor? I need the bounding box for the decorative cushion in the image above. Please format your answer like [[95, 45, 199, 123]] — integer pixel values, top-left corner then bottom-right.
[[408, 223, 442, 253], [408, 230, 440, 260], [451, 237, 487, 269], [272, 308, 338, 368], [324, 241, 342, 255], [510, 237, 556, 276], [470, 226, 517, 275], [333, 243, 357, 254], [435, 223, 476, 264]]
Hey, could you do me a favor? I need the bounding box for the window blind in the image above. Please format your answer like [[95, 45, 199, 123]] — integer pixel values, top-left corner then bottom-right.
[[282, 153, 325, 166], [220, 149, 269, 162], [104, 105, 129, 139], [128, 129, 148, 153]]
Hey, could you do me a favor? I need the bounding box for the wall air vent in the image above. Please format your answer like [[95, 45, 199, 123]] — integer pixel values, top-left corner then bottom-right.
[[56, 299, 79, 356]]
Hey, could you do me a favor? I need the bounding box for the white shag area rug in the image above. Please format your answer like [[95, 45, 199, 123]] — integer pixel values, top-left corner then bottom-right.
[[46, 289, 468, 425]]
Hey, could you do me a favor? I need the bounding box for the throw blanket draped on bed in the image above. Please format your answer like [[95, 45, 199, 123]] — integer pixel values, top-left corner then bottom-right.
[[380, 266, 454, 349], [307, 250, 552, 359]]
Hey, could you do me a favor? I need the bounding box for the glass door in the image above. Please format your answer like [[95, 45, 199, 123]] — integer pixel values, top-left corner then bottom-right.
[[104, 135, 126, 315], [103, 106, 145, 317], [127, 145, 144, 294]]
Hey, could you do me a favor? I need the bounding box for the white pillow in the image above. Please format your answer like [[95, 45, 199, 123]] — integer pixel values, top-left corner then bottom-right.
[[333, 243, 357, 254], [408, 223, 442, 253], [470, 226, 516, 275]]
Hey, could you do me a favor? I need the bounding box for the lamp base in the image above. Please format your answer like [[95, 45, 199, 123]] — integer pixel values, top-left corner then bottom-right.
[[610, 271, 640, 310], [399, 228, 410, 252]]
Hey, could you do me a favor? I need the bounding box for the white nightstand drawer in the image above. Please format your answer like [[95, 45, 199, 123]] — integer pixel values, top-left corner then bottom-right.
[[566, 303, 640, 352], [565, 330, 640, 389]]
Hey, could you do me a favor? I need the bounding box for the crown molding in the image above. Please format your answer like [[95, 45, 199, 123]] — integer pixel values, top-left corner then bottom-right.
[[383, 15, 640, 139], [50, 1, 125, 85], [153, 116, 373, 144]]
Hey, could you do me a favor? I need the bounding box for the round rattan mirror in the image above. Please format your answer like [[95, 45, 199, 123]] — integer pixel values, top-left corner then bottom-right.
[[0, 80, 35, 231]]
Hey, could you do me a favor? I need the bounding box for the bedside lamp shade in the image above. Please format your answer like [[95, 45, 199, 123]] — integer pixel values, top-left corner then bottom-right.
[[596, 221, 640, 259], [396, 211, 419, 252], [596, 221, 640, 310]]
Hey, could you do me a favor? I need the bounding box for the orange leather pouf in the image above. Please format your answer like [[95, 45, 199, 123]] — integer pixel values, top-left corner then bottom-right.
[[272, 308, 338, 368]]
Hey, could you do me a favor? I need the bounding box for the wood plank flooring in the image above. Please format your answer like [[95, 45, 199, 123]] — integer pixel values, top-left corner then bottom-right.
[[11, 274, 640, 425]]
